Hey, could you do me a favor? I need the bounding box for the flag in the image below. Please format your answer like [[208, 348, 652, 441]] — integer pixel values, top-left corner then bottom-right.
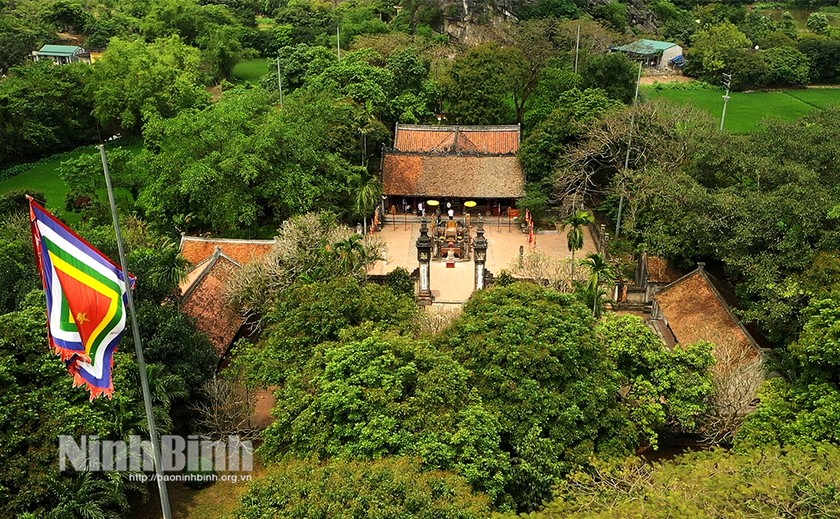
[[29, 198, 135, 399], [525, 209, 536, 250], [371, 206, 380, 235]]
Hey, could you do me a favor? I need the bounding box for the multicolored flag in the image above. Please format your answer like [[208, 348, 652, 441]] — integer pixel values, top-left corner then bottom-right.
[[29, 198, 135, 399]]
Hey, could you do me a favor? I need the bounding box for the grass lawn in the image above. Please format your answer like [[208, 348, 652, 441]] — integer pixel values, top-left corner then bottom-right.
[[642, 87, 832, 133], [0, 148, 88, 219], [233, 58, 271, 85], [784, 88, 840, 110], [0, 142, 143, 223]]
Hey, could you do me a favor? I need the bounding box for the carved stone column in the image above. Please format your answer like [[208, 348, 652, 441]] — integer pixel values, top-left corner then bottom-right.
[[473, 215, 488, 291], [415, 218, 433, 305]]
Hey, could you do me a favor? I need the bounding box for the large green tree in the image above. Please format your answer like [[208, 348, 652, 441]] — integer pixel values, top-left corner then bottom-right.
[[88, 36, 211, 133], [258, 330, 513, 507], [136, 88, 370, 235], [441, 283, 633, 511], [442, 43, 526, 125], [737, 296, 840, 448], [0, 62, 97, 165]]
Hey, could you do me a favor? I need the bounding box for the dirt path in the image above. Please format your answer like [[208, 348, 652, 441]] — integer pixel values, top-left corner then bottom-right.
[[640, 74, 694, 86]]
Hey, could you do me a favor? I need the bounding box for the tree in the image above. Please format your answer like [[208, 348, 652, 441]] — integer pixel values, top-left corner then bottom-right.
[[0, 61, 97, 165], [798, 35, 840, 84], [559, 210, 594, 281], [0, 213, 40, 313], [234, 276, 416, 387], [737, 297, 840, 448], [88, 36, 211, 133], [596, 314, 715, 448], [0, 16, 52, 73], [237, 457, 492, 518], [258, 330, 513, 506], [685, 22, 752, 83], [581, 252, 615, 316], [44, 472, 129, 519], [136, 89, 371, 235], [580, 53, 637, 104], [762, 47, 810, 87], [806, 13, 830, 36], [441, 283, 632, 511], [352, 174, 382, 235], [226, 215, 387, 317], [190, 371, 258, 439], [442, 43, 523, 124]]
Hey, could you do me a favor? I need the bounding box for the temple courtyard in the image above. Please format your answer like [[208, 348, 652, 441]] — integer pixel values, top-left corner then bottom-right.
[[367, 216, 598, 304]]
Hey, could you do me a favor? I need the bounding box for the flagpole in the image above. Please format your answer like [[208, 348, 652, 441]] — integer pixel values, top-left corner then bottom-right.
[[98, 144, 173, 519]]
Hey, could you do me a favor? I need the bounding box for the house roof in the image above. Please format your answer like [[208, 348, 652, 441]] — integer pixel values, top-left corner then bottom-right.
[[394, 124, 520, 155], [653, 265, 761, 360], [382, 153, 526, 198], [613, 39, 678, 56], [35, 45, 83, 56], [179, 235, 275, 266], [180, 249, 243, 357], [646, 256, 683, 284]]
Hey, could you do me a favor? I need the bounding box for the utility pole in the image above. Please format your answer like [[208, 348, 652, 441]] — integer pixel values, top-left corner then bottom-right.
[[276, 57, 283, 106], [614, 61, 643, 238], [574, 24, 581, 74], [720, 73, 732, 131]]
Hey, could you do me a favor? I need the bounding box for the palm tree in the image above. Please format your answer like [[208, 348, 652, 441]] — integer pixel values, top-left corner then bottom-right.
[[559, 210, 594, 281], [582, 252, 616, 316], [353, 174, 382, 236], [46, 472, 128, 519]]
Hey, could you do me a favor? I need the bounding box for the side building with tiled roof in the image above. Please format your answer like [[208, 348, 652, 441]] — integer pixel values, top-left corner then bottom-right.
[[382, 124, 526, 217], [650, 263, 765, 364], [178, 237, 275, 365]]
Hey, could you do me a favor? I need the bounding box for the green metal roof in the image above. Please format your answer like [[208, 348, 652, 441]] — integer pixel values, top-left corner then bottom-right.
[[35, 45, 83, 57], [613, 39, 678, 56]]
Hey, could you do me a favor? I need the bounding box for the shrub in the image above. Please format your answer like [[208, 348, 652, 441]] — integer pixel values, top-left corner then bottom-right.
[[237, 457, 492, 518], [0, 190, 45, 217], [384, 267, 415, 297], [530, 445, 840, 518]]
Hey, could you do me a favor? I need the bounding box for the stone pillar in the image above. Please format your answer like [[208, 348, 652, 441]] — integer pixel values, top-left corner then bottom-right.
[[416, 218, 433, 305], [473, 214, 488, 291]]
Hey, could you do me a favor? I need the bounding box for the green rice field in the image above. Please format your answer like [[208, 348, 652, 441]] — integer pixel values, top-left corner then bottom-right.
[[233, 58, 271, 85], [643, 86, 840, 133]]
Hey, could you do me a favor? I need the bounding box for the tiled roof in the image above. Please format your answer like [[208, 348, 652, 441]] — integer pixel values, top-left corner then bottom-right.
[[179, 236, 275, 266], [646, 256, 683, 284], [382, 153, 526, 198], [394, 124, 520, 154], [180, 250, 243, 357], [654, 267, 761, 361]]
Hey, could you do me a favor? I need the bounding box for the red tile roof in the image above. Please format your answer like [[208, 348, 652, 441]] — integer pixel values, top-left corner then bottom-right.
[[394, 124, 520, 154], [654, 267, 761, 363], [382, 154, 526, 198], [179, 236, 275, 266], [180, 251, 243, 357]]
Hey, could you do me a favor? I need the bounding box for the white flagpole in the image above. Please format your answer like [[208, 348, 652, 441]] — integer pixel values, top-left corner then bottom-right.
[[98, 144, 173, 519]]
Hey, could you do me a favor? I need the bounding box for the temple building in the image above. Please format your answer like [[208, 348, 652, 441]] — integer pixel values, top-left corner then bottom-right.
[[381, 124, 526, 217]]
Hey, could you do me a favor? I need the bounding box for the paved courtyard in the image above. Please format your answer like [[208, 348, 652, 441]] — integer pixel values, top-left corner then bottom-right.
[[368, 216, 598, 304]]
